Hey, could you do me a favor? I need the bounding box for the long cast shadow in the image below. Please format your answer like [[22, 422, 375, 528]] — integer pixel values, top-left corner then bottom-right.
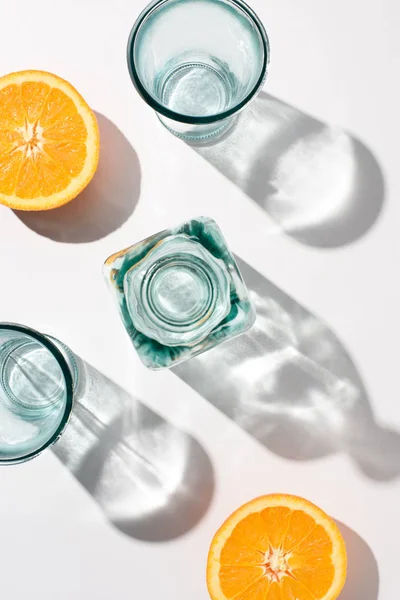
[[174, 257, 400, 480], [337, 521, 379, 600], [15, 113, 141, 243], [53, 360, 214, 541], [192, 93, 385, 248]]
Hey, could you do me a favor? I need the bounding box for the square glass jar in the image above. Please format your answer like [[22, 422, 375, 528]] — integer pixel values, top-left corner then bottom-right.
[[103, 217, 255, 369]]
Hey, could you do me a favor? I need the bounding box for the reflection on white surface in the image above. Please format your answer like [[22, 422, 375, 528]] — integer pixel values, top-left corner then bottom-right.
[[193, 93, 385, 247], [175, 258, 400, 480], [53, 362, 214, 541], [264, 129, 355, 233]]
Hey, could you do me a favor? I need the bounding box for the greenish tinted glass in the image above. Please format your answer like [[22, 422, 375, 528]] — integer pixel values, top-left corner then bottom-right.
[[0, 324, 75, 465], [127, 0, 269, 141], [103, 217, 255, 369]]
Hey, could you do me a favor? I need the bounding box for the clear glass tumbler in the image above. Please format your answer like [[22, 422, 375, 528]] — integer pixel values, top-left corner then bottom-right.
[[127, 0, 269, 141], [0, 324, 75, 465]]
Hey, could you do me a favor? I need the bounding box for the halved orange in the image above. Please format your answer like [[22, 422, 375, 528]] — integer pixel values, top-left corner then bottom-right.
[[0, 70, 99, 210], [207, 494, 347, 600]]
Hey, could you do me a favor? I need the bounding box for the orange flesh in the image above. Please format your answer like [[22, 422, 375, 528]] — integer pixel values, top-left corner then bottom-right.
[[0, 71, 99, 210], [207, 495, 347, 600]]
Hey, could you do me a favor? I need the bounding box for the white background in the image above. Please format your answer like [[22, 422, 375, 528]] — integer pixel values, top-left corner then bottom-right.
[[0, 0, 398, 598]]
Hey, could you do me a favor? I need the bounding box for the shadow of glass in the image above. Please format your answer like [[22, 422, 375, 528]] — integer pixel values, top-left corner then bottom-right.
[[174, 257, 400, 480], [14, 113, 141, 243], [191, 93, 385, 248], [337, 521, 379, 600], [52, 360, 214, 541]]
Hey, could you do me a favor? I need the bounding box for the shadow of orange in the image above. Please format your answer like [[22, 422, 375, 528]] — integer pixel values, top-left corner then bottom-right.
[[15, 113, 141, 243]]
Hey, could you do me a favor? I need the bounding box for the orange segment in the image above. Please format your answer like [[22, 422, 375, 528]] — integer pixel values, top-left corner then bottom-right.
[[0, 130, 22, 156], [0, 70, 99, 210], [21, 81, 51, 123], [228, 512, 271, 554], [15, 157, 40, 199], [293, 562, 335, 598], [0, 84, 25, 128], [265, 581, 283, 600], [289, 524, 333, 564], [235, 577, 270, 600], [207, 494, 347, 600], [40, 88, 88, 141], [220, 566, 265, 597], [0, 151, 24, 195], [43, 141, 87, 176], [260, 506, 292, 548], [221, 541, 265, 568], [281, 510, 316, 553], [281, 577, 315, 600]]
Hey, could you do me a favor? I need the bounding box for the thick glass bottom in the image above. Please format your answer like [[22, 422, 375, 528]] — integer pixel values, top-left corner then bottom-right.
[[1, 339, 65, 416], [162, 62, 232, 116], [157, 112, 234, 141], [155, 53, 238, 141]]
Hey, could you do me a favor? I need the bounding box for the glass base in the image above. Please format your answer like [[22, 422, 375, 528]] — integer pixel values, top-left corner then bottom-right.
[[1, 339, 66, 417], [157, 112, 234, 142], [161, 61, 232, 117], [154, 51, 238, 141], [124, 234, 231, 347]]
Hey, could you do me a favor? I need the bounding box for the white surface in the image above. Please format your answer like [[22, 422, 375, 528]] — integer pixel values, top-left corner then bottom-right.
[[0, 0, 398, 598]]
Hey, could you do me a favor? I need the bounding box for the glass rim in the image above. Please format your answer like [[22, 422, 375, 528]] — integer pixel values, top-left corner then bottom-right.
[[0, 323, 74, 465], [127, 0, 270, 125]]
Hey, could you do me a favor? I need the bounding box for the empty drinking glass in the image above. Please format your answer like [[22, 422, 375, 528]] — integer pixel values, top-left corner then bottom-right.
[[0, 324, 76, 464], [127, 0, 269, 141]]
